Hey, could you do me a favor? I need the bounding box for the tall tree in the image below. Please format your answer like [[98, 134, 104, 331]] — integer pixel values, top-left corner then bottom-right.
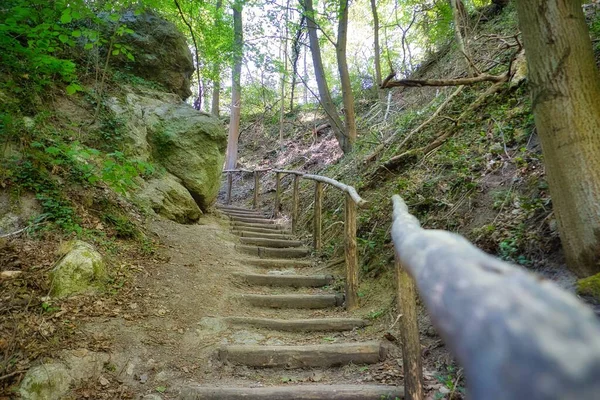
[[211, 0, 223, 117], [450, 0, 472, 76], [302, 0, 348, 151], [336, 0, 357, 149], [301, 0, 357, 153], [278, 0, 290, 152], [370, 0, 383, 102], [225, 0, 243, 169], [515, 0, 600, 277]]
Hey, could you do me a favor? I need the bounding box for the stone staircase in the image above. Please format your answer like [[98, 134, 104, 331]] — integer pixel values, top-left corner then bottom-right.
[[179, 205, 404, 399]]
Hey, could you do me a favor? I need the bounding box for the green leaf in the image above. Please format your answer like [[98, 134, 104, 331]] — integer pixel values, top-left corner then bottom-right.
[[112, 49, 120, 56], [60, 9, 72, 24], [71, 30, 82, 38], [58, 34, 69, 43], [45, 147, 61, 156], [126, 53, 135, 61], [84, 43, 94, 50], [66, 83, 82, 95], [156, 386, 167, 393], [109, 13, 120, 22]]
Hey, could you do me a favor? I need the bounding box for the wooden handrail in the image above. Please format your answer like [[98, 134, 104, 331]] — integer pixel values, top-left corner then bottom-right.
[[224, 168, 272, 173], [222, 167, 366, 311], [391, 194, 600, 399], [303, 174, 367, 207]]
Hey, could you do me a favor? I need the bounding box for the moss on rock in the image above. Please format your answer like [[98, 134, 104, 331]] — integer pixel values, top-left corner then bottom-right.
[[50, 241, 107, 298], [576, 272, 600, 302]]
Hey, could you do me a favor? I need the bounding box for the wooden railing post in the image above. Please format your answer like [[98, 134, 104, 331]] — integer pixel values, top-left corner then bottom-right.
[[395, 254, 424, 400], [313, 181, 323, 250], [226, 171, 233, 205], [344, 193, 359, 310], [292, 175, 300, 233], [274, 172, 281, 217], [253, 171, 260, 209]]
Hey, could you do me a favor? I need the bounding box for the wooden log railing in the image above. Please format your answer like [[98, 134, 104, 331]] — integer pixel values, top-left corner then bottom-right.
[[223, 168, 367, 310], [272, 169, 368, 311], [390, 194, 600, 400], [223, 168, 271, 208]]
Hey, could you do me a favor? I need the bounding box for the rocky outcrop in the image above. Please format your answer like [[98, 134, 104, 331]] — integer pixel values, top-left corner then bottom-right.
[[136, 172, 202, 223], [148, 106, 226, 211], [107, 87, 227, 214], [112, 11, 194, 100], [50, 241, 107, 298]]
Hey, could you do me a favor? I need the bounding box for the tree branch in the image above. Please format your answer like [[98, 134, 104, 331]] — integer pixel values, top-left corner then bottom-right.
[[381, 72, 507, 89]]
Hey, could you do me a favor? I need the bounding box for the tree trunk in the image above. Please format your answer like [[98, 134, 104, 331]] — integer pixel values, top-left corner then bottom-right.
[[279, 0, 290, 152], [370, 0, 383, 103], [211, 77, 220, 117], [450, 0, 472, 75], [211, 0, 222, 118], [515, 1, 600, 277], [336, 0, 357, 151], [225, 0, 243, 169], [302, 0, 349, 153]]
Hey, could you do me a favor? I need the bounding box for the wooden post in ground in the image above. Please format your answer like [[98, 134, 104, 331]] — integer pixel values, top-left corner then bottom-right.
[[227, 172, 233, 205], [274, 172, 281, 217], [253, 171, 260, 209], [292, 175, 300, 233], [395, 254, 424, 400], [344, 193, 359, 310], [313, 182, 323, 250]]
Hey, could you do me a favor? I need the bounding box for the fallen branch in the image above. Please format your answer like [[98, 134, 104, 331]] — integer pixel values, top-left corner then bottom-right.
[[381, 72, 506, 89], [365, 85, 465, 163], [378, 81, 505, 172]]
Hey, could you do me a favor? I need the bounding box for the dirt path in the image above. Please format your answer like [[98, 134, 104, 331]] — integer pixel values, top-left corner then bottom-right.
[[55, 208, 410, 399]]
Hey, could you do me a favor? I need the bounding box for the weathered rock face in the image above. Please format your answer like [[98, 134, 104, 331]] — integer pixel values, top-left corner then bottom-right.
[[136, 172, 202, 223], [113, 12, 194, 100], [50, 240, 107, 298], [148, 107, 226, 211], [107, 87, 227, 214]]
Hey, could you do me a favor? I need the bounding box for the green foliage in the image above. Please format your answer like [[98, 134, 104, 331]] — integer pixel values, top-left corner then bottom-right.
[[102, 213, 139, 239], [4, 157, 82, 233]]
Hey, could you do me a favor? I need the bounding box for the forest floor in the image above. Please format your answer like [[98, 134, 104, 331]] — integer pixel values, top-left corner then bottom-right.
[[1, 211, 451, 399]]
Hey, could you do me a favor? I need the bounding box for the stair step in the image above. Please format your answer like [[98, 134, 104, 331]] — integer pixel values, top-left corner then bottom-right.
[[232, 227, 292, 236], [218, 341, 386, 368], [179, 384, 405, 399], [220, 208, 269, 215], [233, 273, 333, 287], [224, 211, 271, 219], [230, 216, 276, 224], [224, 317, 369, 332], [239, 237, 303, 248], [232, 221, 287, 231], [238, 258, 314, 268], [240, 294, 344, 309], [233, 230, 296, 240], [217, 205, 261, 212], [235, 244, 310, 259]]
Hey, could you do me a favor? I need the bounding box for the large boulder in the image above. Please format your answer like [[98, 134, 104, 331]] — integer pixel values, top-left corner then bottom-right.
[[136, 172, 202, 223], [148, 107, 226, 211], [107, 87, 227, 212], [111, 12, 194, 100], [50, 241, 107, 298]]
